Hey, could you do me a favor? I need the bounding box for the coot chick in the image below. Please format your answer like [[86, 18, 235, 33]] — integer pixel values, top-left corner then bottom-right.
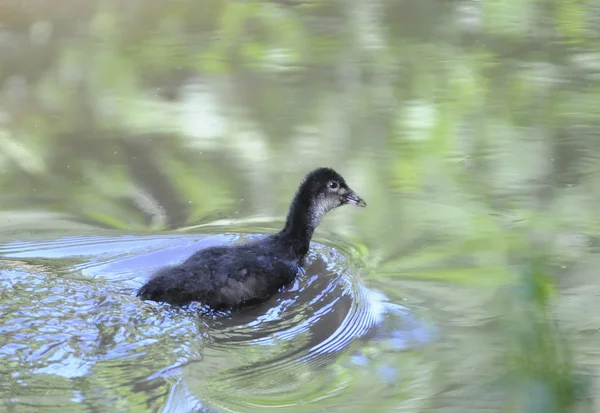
[[137, 167, 366, 310]]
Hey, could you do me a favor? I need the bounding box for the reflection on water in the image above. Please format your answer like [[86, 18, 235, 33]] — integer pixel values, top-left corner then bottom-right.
[[1, 0, 600, 411], [0, 233, 430, 412]]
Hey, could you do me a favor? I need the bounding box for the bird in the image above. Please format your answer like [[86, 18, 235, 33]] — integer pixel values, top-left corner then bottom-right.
[[137, 167, 366, 310]]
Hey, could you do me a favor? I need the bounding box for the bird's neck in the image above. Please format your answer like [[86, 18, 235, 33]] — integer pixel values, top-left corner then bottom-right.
[[279, 188, 322, 258]]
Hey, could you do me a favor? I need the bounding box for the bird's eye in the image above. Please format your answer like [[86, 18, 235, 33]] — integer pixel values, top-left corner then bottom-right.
[[328, 181, 339, 189]]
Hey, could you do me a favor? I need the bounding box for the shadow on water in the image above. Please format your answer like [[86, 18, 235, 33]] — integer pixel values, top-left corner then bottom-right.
[[0, 226, 432, 412]]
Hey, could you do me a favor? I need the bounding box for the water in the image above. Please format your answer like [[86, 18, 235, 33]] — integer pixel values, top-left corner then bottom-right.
[[1, 0, 600, 411], [0, 232, 429, 412]]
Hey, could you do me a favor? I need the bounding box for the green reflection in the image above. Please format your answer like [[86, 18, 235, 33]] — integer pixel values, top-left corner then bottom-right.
[[1, 0, 598, 411]]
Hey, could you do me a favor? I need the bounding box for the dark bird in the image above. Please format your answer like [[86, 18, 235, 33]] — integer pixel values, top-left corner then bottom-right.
[[137, 167, 366, 310]]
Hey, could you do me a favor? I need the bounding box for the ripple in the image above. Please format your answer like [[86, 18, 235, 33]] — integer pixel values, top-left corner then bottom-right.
[[0, 231, 431, 412]]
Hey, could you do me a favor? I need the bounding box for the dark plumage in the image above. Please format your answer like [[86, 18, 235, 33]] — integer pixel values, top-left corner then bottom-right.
[[137, 167, 366, 310]]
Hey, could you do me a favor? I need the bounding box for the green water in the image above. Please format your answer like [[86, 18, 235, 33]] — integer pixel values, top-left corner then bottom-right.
[[1, 0, 599, 412]]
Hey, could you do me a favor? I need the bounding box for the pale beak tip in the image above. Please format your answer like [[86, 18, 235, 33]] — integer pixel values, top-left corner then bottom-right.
[[345, 190, 367, 207]]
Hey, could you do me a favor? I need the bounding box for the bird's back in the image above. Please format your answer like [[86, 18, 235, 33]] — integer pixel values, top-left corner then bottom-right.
[[137, 236, 301, 308]]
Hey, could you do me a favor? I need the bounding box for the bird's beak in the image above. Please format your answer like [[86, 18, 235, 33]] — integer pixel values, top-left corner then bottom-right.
[[344, 189, 367, 207]]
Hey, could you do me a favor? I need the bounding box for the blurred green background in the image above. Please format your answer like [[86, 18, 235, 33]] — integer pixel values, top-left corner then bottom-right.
[[1, 0, 600, 411]]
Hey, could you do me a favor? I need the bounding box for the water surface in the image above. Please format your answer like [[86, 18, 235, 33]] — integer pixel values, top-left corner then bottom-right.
[[1, 230, 429, 412], [1, 0, 600, 412]]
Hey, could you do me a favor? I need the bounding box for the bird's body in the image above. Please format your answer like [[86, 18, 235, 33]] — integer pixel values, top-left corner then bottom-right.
[[138, 235, 301, 309], [137, 167, 366, 309]]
